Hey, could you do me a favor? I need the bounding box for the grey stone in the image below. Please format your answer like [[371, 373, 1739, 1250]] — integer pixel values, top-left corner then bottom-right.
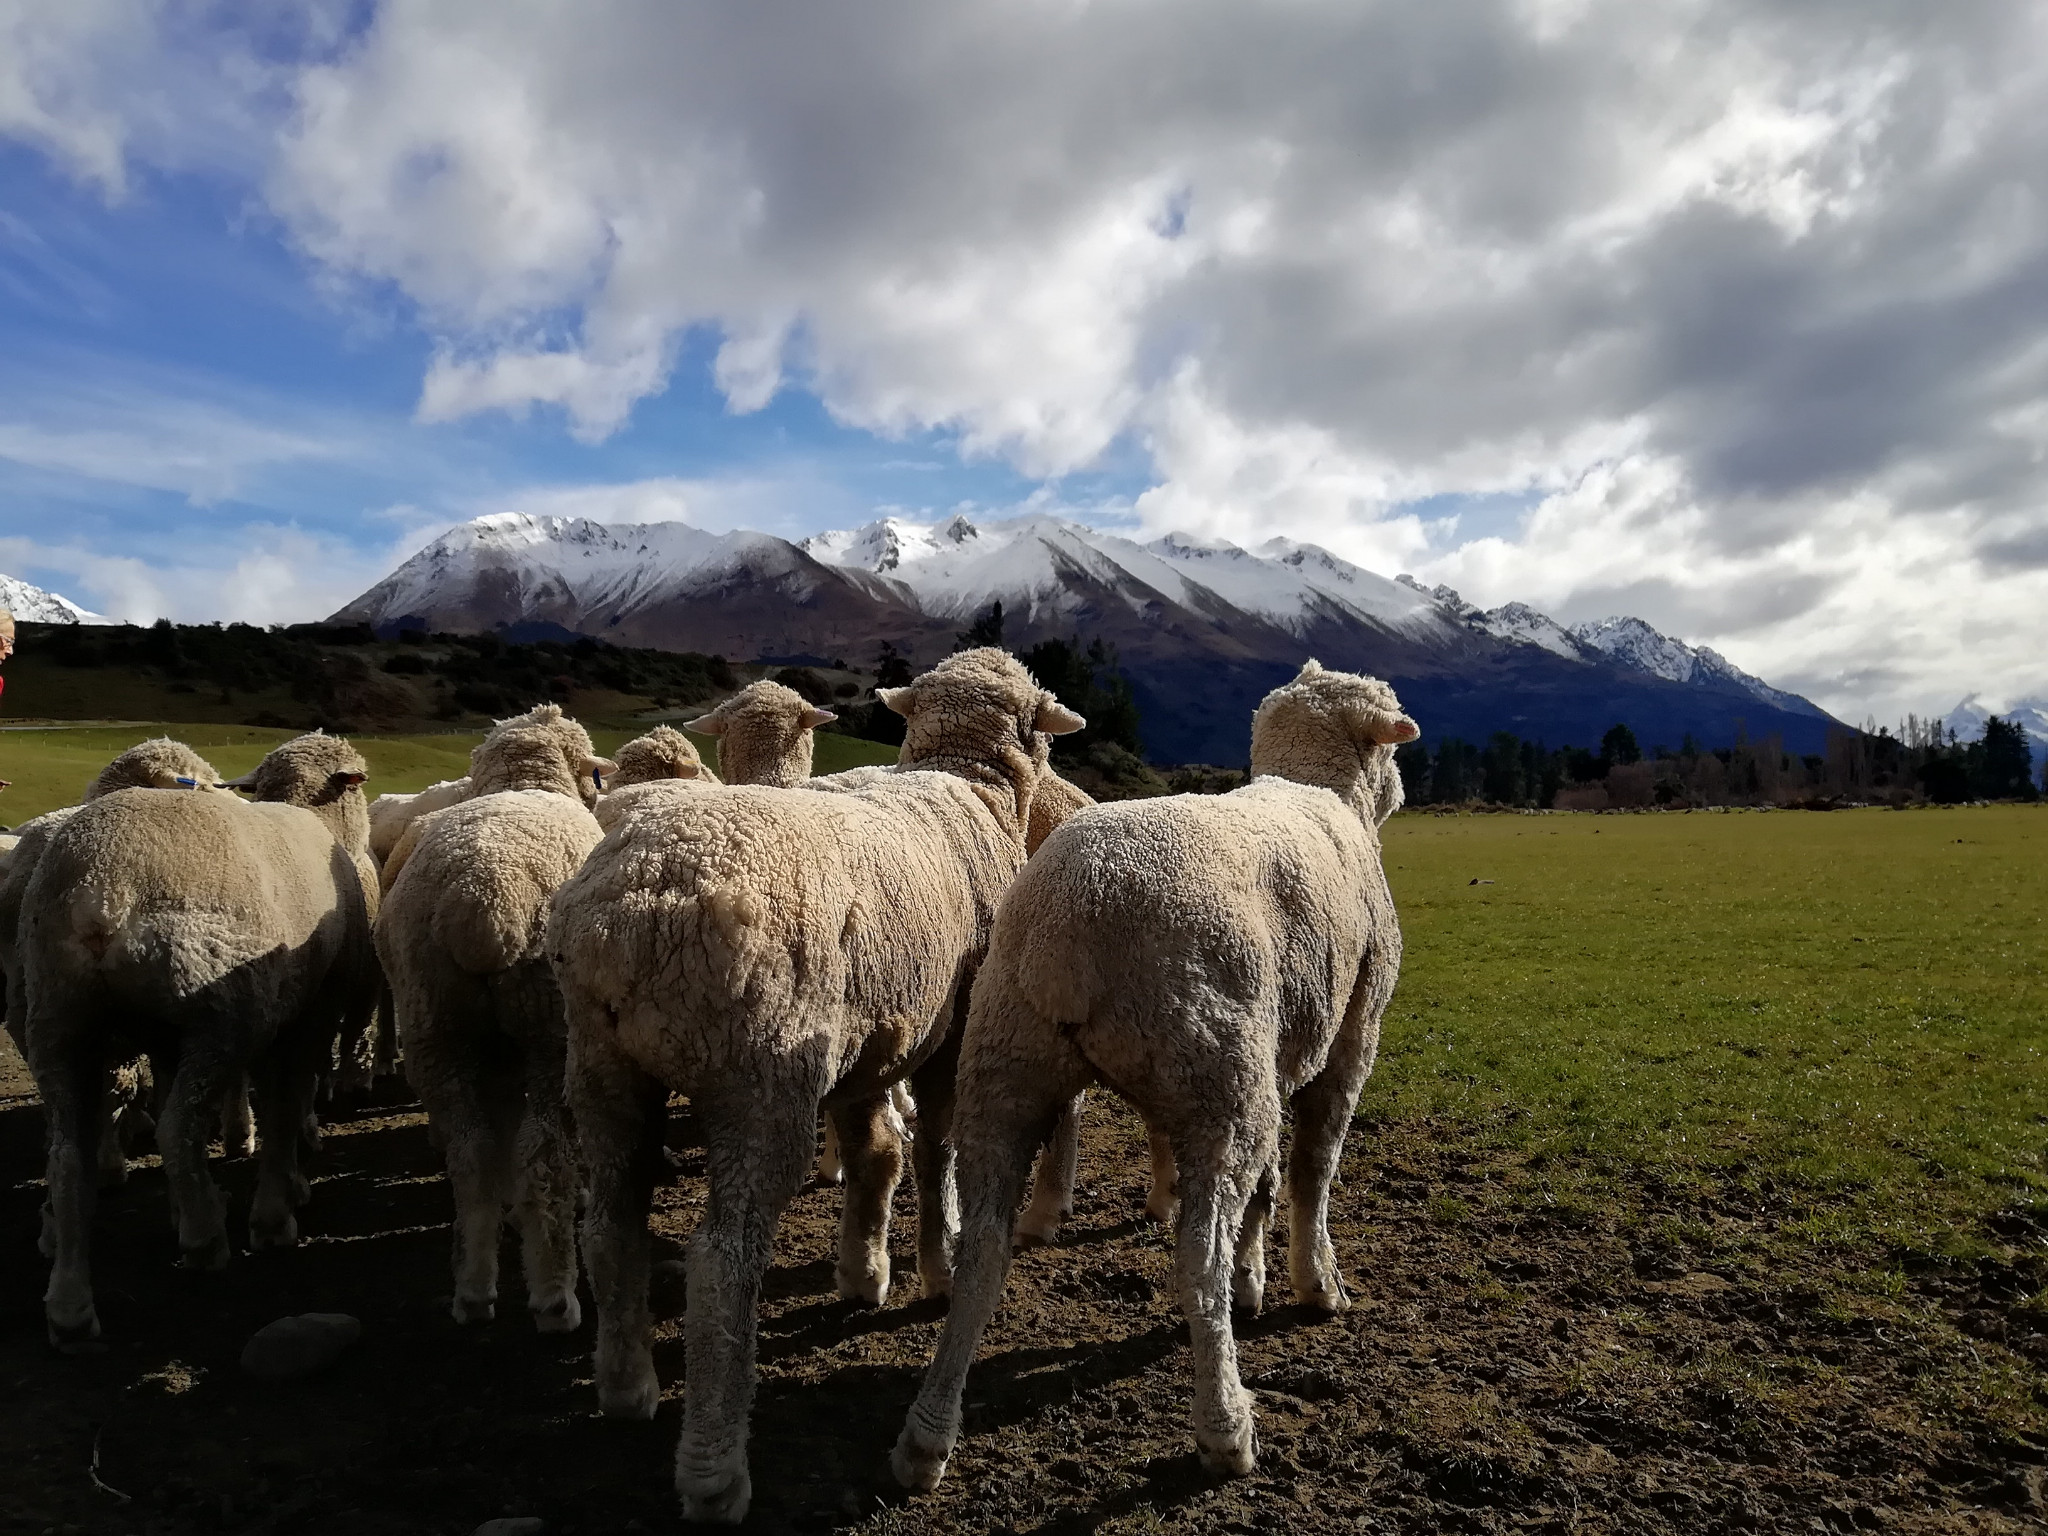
[[239, 1312, 362, 1381]]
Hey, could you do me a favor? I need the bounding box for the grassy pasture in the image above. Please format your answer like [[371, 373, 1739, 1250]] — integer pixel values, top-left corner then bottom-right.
[[1375, 805, 2046, 1253], [0, 719, 900, 823]]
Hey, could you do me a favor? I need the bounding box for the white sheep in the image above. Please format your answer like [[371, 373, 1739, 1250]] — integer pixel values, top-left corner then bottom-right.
[[684, 678, 835, 786], [375, 704, 618, 1330], [0, 739, 237, 1180], [548, 647, 1081, 1523], [894, 660, 1417, 1488], [368, 775, 472, 867], [610, 722, 720, 788], [20, 732, 378, 1349]]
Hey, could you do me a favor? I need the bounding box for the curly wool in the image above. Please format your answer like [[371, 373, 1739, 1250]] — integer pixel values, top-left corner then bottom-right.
[[21, 733, 378, 1346], [369, 777, 471, 867], [467, 703, 613, 803], [685, 680, 832, 788], [610, 725, 718, 788], [547, 646, 1083, 1522], [893, 661, 1418, 1490]]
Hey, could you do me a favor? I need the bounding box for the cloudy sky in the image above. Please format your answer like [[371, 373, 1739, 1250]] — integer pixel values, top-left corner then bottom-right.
[[3, 0, 2045, 723]]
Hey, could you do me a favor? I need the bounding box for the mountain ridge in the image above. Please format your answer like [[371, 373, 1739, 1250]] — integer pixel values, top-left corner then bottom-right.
[[332, 512, 1846, 762]]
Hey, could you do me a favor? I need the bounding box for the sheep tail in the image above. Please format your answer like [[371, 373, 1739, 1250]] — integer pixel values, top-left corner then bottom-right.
[[66, 884, 134, 964]]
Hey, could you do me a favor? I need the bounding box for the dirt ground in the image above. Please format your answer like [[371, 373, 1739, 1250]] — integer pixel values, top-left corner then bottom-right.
[[2, 1042, 2042, 1536]]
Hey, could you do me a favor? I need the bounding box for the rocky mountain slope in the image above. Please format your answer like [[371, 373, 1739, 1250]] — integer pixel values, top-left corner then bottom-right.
[[0, 574, 107, 625], [333, 513, 1843, 762]]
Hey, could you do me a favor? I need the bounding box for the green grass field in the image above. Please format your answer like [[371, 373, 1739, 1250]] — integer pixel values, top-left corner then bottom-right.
[[0, 720, 900, 823], [1375, 806, 2046, 1256]]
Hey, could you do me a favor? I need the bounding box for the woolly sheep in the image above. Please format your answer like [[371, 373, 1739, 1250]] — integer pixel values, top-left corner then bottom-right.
[[0, 739, 235, 1182], [376, 704, 617, 1329], [893, 660, 1418, 1489], [685, 679, 835, 787], [368, 776, 471, 867], [609, 723, 718, 788], [20, 733, 378, 1349], [548, 647, 1081, 1523]]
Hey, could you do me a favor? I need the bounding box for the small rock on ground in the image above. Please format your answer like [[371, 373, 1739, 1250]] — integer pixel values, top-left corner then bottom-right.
[[240, 1313, 362, 1381]]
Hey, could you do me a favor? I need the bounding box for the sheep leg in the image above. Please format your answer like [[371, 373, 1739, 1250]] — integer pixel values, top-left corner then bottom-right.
[[1174, 1128, 1269, 1478], [218, 1074, 256, 1158], [828, 1094, 903, 1305], [893, 1070, 1063, 1491], [1015, 1091, 1085, 1247], [371, 981, 399, 1078], [569, 1030, 668, 1419], [1232, 1159, 1280, 1314], [92, 1062, 131, 1187], [437, 1062, 517, 1325], [908, 1045, 961, 1299], [154, 1042, 240, 1272], [249, 1038, 316, 1250], [33, 1038, 105, 1350], [1285, 1020, 1376, 1313], [1145, 1128, 1180, 1224], [510, 985, 581, 1334], [674, 1089, 814, 1524], [815, 1120, 844, 1186]]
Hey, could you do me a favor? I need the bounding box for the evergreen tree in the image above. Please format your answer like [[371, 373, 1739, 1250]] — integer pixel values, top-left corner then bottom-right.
[[873, 640, 914, 690], [954, 601, 1005, 651], [1975, 716, 2037, 800], [1600, 722, 1641, 768]]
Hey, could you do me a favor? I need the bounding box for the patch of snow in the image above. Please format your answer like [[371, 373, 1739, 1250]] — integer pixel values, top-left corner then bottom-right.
[[1943, 695, 2048, 748], [0, 573, 109, 625]]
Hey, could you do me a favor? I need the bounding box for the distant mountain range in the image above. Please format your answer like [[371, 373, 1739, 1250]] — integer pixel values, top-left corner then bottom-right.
[[1943, 696, 2048, 750], [330, 512, 1845, 763], [0, 574, 107, 626]]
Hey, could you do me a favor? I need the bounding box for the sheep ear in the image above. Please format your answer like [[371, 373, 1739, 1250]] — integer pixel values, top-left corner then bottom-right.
[[673, 760, 701, 779], [221, 769, 258, 791], [1370, 714, 1420, 744], [330, 770, 369, 791], [684, 713, 726, 736], [799, 706, 837, 729], [1035, 697, 1085, 736], [583, 755, 619, 779], [878, 685, 917, 718]]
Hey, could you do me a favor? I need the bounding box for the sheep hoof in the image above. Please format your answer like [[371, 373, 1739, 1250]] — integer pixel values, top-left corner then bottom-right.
[[1305, 1278, 1350, 1314], [47, 1305, 104, 1355], [677, 1462, 752, 1525], [890, 1424, 952, 1491], [249, 1211, 299, 1251], [180, 1232, 233, 1271], [451, 1294, 496, 1325], [1143, 1196, 1180, 1226], [597, 1360, 660, 1419], [531, 1294, 582, 1333], [1012, 1215, 1061, 1249], [834, 1265, 890, 1308], [1196, 1421, 1257, 1478], [96, 1156, 131, 1189], [1232, 1280, 1266, 1316]]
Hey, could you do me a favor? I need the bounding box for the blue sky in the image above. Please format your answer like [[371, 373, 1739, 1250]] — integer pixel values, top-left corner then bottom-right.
[[3, 2, 2047, 722]]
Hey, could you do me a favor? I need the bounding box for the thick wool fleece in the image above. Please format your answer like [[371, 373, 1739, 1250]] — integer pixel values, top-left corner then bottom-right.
[[377, 786, 603, 1330], [467, 703, 611, 802], [369, 777, 471, 867], [1025, 765, 1093, 856], [21, 733, 377, 1349], [893, 661, 1417, 1492], [548, 646, 1081, 1523], [382, 707, 613, 892], [611, 725, 717, 788], [686, 680, 832, 787]]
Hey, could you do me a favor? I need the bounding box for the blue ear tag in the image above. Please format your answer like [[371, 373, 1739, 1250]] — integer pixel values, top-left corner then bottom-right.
[[175, 776, 198, 788], [593, 768, 605, 791]]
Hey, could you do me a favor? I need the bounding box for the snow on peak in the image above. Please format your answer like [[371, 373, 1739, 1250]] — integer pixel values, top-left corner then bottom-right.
[[1944, 695, 2048, 748], [0, 573, 109, 625]]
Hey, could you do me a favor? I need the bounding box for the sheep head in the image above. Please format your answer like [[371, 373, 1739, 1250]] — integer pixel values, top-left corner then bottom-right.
[[224, 731, 374, 852], [685, 680, 835, 787], [610, 725, 716, 789], [469, 702, 618, 806], [83, 737, 226, 800], [879, 647, 1085, 830], [1251, 660, 1418, 826]]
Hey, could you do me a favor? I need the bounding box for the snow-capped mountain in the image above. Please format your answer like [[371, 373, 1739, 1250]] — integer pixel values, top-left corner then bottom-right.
[[333, 511, 1841, 761], [1569, 616, 1827, 719], [0, 573, 108, 625], [1942, 695, 2048, 750]]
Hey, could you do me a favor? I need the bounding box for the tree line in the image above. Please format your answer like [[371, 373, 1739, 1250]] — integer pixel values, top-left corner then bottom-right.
[[1396, 716, 2040, 810]]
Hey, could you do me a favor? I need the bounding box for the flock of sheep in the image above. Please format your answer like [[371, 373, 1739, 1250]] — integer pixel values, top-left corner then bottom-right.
[[0, 648, 1419, 1523]]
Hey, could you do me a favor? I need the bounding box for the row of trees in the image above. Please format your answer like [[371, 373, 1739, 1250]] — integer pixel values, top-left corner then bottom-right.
[[1397, 717, 2041, 810]]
